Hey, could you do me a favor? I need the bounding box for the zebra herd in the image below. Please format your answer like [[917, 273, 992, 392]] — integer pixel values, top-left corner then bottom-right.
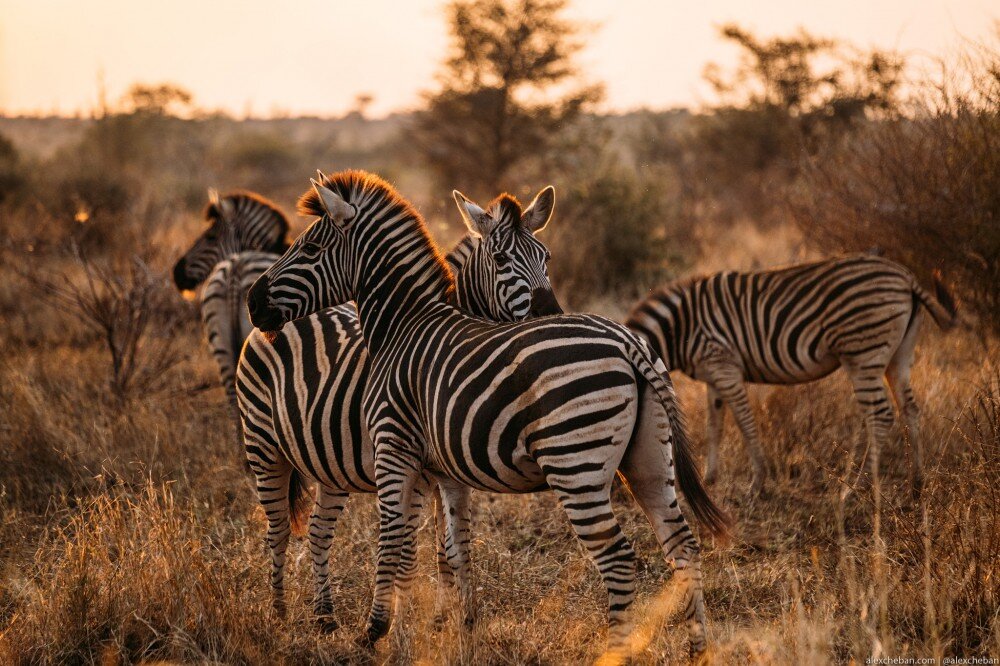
[[172, 169, 956, 659]]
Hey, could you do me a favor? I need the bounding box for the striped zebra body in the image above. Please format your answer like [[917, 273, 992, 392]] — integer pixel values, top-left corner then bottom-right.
[[236, 189, 559, 625], [247, 171, 730, 658], [626, 254, 958, 493], [173, 191, 290, 458], [201, 252, 280, 431]]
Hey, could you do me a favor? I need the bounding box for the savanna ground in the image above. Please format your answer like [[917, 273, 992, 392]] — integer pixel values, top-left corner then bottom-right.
[[1, 11, 999, 663], [1, 187, 997, 664]]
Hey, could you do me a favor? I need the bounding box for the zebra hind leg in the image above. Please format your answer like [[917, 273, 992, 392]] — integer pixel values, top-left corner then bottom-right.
[[544, 471, 637, 658], [309, 487, 349, 631], [619, 387, 709, 658], [842, 356, 894, 494], [885, 309, 924, 498]]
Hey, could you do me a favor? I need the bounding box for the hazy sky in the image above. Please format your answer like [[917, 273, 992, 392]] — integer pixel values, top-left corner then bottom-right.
[[1, 1, 996, 117]]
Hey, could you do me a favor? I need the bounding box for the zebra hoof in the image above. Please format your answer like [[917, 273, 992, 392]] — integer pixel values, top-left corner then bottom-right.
[[362, 615, 390, 645], [315, 615, 338, 634]]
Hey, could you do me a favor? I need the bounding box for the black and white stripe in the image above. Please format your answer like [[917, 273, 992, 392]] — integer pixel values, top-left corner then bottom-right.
[[235, 187, 560, 625], [626, 254, 958, 493], [172, 190, 290, 455], [247, 171, 730, 658]]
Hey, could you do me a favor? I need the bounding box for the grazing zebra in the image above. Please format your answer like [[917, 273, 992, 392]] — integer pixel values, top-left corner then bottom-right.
[[172, 190, 290, 455], [247, 170, 731, 658], [625, 254, 958, 494], [236, 185, 560, 627]]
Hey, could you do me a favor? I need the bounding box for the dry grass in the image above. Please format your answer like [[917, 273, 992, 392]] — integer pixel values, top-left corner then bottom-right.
[[1, 229, 998, 665]]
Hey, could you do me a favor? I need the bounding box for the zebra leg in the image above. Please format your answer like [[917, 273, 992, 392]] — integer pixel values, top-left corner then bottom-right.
[[431, 482, 458, 623], [363, 439, 422, 645], [309, 487, 348, 630], [703, 364, 768, 493], [886, 311, 923, 496], [436, 478, 475, 628], [704, 385, 725, 484], [842, 357, 894, 490], [545, 474, 636, 657], [393, 473, 432, 617], [248, 454, 294, 618], [620, 386, 709, 657]]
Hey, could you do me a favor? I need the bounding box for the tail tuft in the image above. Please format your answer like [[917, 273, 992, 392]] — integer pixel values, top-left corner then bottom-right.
[[672, 415, 734, 544], [288, 469, 312, 537], [931, 270, 958, 330]]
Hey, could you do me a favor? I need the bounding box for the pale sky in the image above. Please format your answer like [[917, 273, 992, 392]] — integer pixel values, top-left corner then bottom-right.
[[1, 0, 996, 117]]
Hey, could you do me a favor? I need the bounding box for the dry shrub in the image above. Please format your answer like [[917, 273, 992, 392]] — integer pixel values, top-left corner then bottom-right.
[[792, 40, 1000, 333], [0, 485, 280, 665], [20, 248, 191, 400]]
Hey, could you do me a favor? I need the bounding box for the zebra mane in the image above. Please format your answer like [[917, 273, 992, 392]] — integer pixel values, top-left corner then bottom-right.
[[485, 193, 524, 231], [205, 191, 291, 252], [298, 169, 455, 297]]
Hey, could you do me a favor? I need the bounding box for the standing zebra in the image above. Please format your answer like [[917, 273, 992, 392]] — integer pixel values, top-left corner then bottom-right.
[[625, 254, 958, 494], [247, 170, 731, 658], [236, 184, 561, 627], [172, 190, 290, 456]]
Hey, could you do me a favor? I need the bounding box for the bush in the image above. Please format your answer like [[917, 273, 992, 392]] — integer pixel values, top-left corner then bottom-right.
[[791, 45, 1000, 333], [547, 160, 691, 308], [0, 133, 25, 203]]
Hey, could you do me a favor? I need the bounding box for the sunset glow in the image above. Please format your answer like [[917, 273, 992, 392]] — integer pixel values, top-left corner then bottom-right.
[[1, 0, 995, 117]]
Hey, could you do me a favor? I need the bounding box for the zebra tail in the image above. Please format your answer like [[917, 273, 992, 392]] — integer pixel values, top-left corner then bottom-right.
[[914, 271, 958, 331], [288, 469, 311, 537], [625, 341, 734, 543]]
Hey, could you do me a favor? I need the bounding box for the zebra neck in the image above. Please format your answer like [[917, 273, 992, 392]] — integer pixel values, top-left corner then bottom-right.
[[353, 230, 454, 357]]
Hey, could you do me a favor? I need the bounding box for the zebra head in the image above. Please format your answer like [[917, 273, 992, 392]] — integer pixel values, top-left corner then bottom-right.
[[451, 187, 562, 321], [247, 173, 362, 334], [172, 189, 289, 291]]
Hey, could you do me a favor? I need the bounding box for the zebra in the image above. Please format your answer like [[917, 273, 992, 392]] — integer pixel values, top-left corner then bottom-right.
[[246, 170, 731, 659], [235, 184, 561, 628], [172, 189, 290, 456], [625, 254, 958, 495]]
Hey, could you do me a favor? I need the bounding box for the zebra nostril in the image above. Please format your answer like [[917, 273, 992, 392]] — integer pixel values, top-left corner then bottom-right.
[[247, 275, 270, 318], [529, 288, 563, 317]]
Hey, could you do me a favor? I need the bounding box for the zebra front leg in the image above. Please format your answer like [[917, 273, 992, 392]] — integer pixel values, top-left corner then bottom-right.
[[704, 385, 725, 484], [363, 439, 423, 645], [393, 473, 432, 618], [250, 459, 294, 618], [431, 482, 458, 624], [703, 363, 768, 493], [309, 487, 349, 631], [437, 478, 475, 628]]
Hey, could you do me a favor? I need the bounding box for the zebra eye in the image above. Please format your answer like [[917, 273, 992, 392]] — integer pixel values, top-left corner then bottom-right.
[[493, 251, 510, 266], [301, 241, 323, 258]]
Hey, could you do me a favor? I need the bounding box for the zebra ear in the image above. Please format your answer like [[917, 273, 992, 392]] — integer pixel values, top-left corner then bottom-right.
[[207, 188, 220, 206], [521, 185, 555, 234], [215, 192, 236, 220], [310, 178, 356, 224], [453, 190, 495, 239]]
